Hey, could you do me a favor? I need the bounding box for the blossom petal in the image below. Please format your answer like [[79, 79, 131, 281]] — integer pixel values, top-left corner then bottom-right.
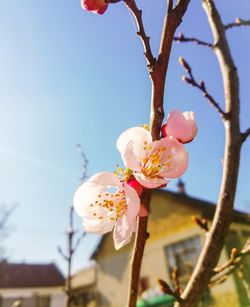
[[117, 127, 152, 165], [74, 181, 105, 218], [81, 0, 108, 14], [124, 183, 140, 220], [160, 137, 188, 178], [113, 215, 134, 250], [89, 172, 122, 189], [83, 218, 115, 234], [162, 109, 197, 143], [134, 172, 168, 189]]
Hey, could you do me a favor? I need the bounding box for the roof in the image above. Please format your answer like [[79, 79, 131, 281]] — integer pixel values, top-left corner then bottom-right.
[[91, 189, 250, 259], [0, 262, 65, 288]]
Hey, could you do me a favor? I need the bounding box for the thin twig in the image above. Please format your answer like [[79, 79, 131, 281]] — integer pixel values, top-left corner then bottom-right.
[[174, 1, 243, 305], [174, 32, 213, 48], [125, 0, 156, 69], [241, 127, 250, 143], [179, 57, 227, 119], [158, 278, 184, 304], [225, 18, 250, 30], [171, 267, 182, 296], [191, 216, 209, 232], [76, 144, 89, 183]]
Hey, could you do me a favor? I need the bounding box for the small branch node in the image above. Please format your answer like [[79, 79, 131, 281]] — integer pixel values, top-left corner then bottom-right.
[[225, 18, 250, 30], [157, 278, 183, 304], [180, 57, 226, 119], [241, 127, 250, 143], [174, 32, 213, 48], [191, 216, 209, 232]]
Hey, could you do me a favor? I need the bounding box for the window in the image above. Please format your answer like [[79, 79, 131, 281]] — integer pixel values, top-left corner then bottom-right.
[[165, 236, 201, 284]]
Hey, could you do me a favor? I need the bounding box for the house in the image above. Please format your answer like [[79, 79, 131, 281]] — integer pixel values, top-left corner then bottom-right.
[[72, 185, 250, 307], [0, 262, 65, 307]]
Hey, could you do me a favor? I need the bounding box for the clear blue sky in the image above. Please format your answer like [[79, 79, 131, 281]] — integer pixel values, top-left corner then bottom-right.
[[0, 0, 249, 274]]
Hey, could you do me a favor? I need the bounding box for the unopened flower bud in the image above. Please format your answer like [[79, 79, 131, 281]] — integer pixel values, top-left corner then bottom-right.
[[179, 57, 191, 73]]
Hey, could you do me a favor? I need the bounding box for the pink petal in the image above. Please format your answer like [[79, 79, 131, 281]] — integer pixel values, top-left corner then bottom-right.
[[81, 0, 108, 14], [84, 218, 115, 234], [121, 141, 141, 171], [162, 109, 197, 143], [73, 181, 105, 217], [134, 172, 168, 189], [160, 137, 188, 178], [127, 179, 143, 196], [113, 215, 134, 250], [124, 183, 140, 220], [117, 127, 152, 165], [89, 172, 122, 189]]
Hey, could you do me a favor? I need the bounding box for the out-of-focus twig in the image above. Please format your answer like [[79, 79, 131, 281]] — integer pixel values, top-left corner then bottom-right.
[[158, 278, 183, 304], [125, 0, 156, 69], [76, 144, 88, 183], [225, 18, 250, 30], [179, 57, 227, 119], [191, 216, 209, 232], [174, 32, 213, 48], [59, 146, 88, 306], [171, 267, 182, 296]]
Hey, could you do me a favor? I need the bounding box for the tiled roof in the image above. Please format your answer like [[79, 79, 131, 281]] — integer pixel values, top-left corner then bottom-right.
[[0, 262, 65, 288]]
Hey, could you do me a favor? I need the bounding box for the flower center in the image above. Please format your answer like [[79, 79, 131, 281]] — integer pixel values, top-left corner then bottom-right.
[[89, 190, 127, 221], [141, 145, 171, 178]]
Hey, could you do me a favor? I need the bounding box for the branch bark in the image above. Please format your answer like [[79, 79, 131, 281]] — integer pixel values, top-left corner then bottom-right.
[[179, 57, 227, 119], [125, 1, 191, 306], [174, 1, 243, 305], [174, 33, 213, 48], [225, 18, 250, 30]]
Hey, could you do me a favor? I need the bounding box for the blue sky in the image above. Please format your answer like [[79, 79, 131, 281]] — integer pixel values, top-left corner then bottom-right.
[[0, 0, 249, 274]]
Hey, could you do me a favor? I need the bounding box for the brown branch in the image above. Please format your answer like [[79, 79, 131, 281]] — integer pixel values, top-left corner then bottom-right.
[[191, 216, 209, 232], [209, 249, 250, 288], [174, 0, 243, 306], [171, 267, 182, 296], [225, 18, 250, 30], [241, 127, 250, 143], [124, 0, 156, 69], [174, 32, 213, 48], [158, 278, 184, 304], [126, 1, 191, 306], [179, 57, 227, 119]]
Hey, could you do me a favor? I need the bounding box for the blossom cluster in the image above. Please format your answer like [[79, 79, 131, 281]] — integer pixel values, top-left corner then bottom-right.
[[74, 110, 197, 249]]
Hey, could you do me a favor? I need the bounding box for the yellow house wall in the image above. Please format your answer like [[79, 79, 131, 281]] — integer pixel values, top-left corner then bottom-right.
[[94, 192, 249, 307]]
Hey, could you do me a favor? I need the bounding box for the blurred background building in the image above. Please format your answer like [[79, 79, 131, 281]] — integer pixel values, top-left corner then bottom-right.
[[70, 185, 250, 307]]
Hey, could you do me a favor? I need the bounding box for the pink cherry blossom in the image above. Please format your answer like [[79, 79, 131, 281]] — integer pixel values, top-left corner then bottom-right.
[[127, 179, 143, 196], [81, 0, 108, 15], [74, 172, 140, 250], [162, 109, 198, 143], [117, 127, 188, 189]]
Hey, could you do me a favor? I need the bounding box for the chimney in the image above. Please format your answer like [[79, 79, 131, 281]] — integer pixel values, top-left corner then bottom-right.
[[177, 178, 186, 194]]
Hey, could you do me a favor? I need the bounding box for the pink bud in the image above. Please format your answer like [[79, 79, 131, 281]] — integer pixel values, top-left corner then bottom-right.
[[127, 179, 143, 196], [81, 0, 108, 15], [162, 109, 197, 144]]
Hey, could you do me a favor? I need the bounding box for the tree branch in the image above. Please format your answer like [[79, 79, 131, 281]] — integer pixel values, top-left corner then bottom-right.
[[174, 32, 213, 48], [174, 1, 242, 305], [179, 57, 227, 119], [225, 18, 250, 30], [241, 127, 250, 143], [124, 0, 156, 69], [126, 1, 191, 306]]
